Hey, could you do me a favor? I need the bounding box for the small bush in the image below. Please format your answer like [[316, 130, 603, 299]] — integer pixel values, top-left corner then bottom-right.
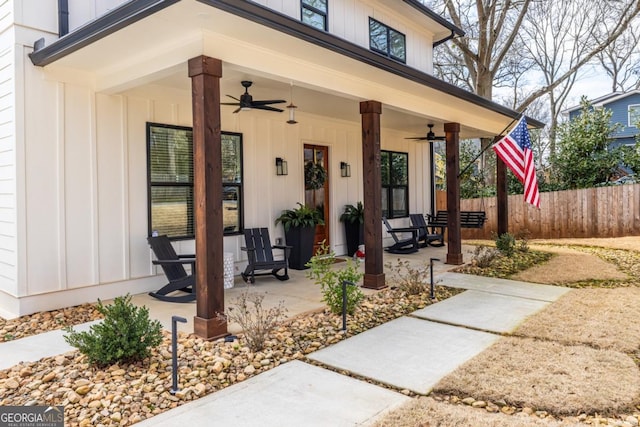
[[64, 294, 163, 367], [515, 229, 531, 252], [471, 245, 500, 268], [306, 242, 364, 315], [385, 259, 431, 296], [494, 232, 516, 256], [226, 291, 287, 352]]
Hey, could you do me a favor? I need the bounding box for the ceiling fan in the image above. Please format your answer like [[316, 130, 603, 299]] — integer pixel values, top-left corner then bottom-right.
[[406, 124, 446, 142], [221, 80, 286, 113]]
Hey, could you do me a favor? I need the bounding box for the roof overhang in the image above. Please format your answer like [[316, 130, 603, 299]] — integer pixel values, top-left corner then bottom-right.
[[28, 0, 543, 138], [398, 0, 465, 44]]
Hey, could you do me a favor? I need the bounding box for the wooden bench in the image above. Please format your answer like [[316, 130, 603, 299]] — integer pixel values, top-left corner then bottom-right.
[[427, 210, 487, 229]]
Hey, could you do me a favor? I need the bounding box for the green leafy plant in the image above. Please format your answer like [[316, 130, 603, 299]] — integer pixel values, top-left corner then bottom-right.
[[64, 294, 163, 367], [226, 291, 287, 352], [275, 202, 324, 232], [494, 232, 516, 256], [339, 202, 364, 224], [306, 242, 364, 315]]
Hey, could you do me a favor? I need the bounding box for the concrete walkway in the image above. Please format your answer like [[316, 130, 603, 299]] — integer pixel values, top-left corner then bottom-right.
[[135, 275, 570, 425], [1, 273, 570, 426]]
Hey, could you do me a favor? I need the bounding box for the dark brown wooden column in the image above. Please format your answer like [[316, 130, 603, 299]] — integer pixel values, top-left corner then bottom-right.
[[188, 55, 227, 340], [444, 122, 463, 265], [360, 100, 386, 289], [496, 157, 509, 236]]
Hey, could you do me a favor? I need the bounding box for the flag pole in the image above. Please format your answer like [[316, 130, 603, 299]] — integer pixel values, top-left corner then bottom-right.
[[457, 113, 524, 178]]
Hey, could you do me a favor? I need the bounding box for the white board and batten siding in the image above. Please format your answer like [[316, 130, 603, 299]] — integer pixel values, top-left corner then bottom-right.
[[0, 0, 17, 301], [0, 0, 437, 317], [251, 0, 435, 74]]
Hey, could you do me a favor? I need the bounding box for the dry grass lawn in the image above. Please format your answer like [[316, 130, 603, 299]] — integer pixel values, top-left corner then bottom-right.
[[511, 246, 628, 284], [515, 287, 640, 352], [374, 397, 586, 427], [432, 337, 640, 415], [376, 237, 640, 426]]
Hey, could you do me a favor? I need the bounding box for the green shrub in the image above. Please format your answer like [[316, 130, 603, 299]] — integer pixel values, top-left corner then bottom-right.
[[494, 232, 516, 256], [64, 294, 163, 367], [306, 242, 364, 315], [226, 291, 287, 352]]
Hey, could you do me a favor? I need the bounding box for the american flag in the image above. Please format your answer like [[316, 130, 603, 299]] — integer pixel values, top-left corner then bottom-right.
[[492, 116, 540, 208]]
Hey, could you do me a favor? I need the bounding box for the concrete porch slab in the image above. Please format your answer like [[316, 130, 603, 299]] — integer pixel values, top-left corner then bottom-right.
[[135, 360, 410, 427], [412, 290, 550, 334], [308, 316, 499, 395], [436, 272, 571, 302]]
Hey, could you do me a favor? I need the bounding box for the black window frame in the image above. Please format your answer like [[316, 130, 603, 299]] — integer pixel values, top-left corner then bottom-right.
[[369, 17, 406, 63], [381, 150, 409, 219], [146, 123, 244, 240], [301, 0, 328, 31]]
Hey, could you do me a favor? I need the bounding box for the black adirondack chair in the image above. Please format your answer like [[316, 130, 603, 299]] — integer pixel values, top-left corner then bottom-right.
[[241, 228, 291, 284], [382, 217, 419, 254], [147, 235, 196, 303], [409, 214, 445, 247]]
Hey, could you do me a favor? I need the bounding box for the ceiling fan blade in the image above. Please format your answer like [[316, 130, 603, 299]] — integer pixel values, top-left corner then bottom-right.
[[253, 105, 284, 112], [226, 95, 240, 101], [405, 137, 429, 140], [221, 102, 241, 106], [251, 99, 286, 106], [232, 107, 242, 114]]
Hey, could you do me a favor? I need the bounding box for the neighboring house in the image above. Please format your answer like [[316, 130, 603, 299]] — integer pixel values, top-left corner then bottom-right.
[[0, 0, 536, 333], [564, 90, 640, 149]]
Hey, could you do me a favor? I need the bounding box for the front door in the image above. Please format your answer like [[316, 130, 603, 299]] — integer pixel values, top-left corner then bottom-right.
[[304, 144, 329, 254]]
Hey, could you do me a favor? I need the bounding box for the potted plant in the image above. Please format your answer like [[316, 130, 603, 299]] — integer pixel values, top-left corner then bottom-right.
[[275, 203, 324, 270], [340, 202, 364, 257]]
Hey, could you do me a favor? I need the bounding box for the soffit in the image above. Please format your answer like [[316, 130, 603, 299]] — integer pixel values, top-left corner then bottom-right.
[[37, 0, 533, 138]]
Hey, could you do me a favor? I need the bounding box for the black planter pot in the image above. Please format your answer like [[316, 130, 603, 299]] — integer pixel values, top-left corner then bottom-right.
[[344, 222, 364, 257], [284, 226, 316, 270]]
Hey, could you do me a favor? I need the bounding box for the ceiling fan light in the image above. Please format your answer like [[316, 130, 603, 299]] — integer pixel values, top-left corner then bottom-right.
[[287, 103, 298, 124]]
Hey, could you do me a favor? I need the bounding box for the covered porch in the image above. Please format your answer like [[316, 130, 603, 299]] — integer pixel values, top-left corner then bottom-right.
[[25, 0, 542, 338], [127, 243, 464, 336]]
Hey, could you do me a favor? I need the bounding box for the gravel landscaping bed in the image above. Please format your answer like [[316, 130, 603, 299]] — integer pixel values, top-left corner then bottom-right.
[[0, 304, 103, 343], [0, 286, 461, 426]]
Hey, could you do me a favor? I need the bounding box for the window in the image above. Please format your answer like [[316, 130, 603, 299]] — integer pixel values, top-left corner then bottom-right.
[[301, 0, 327, 31], [369, 18, 406, 63], [629, 104, 640, 127], [147, 123, 243, 239], [381, 150, 409, 218]]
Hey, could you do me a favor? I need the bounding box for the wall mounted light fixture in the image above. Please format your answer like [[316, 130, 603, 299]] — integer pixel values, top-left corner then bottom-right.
[[340, 162, 351, 177], [276, 157, 288, 176], [286, 82, 298, 124]]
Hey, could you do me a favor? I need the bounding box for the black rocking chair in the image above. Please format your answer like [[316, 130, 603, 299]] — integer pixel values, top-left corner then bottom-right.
[[147, 235, 196, 303], [241, 228, 291, 284], [382, 217, 419, 254], [409, 214, 445, 247]]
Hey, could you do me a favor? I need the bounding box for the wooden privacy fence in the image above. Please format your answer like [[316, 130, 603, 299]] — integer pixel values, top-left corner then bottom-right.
[[435, 184, 640, 239]]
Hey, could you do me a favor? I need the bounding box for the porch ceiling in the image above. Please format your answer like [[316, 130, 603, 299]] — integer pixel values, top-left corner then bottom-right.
[[33, 0, 540, 138]]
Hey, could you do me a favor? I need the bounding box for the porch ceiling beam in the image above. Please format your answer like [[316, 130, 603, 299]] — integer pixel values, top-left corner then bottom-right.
[[360, 100, 386, 290], [189, 55, 227, 340]]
